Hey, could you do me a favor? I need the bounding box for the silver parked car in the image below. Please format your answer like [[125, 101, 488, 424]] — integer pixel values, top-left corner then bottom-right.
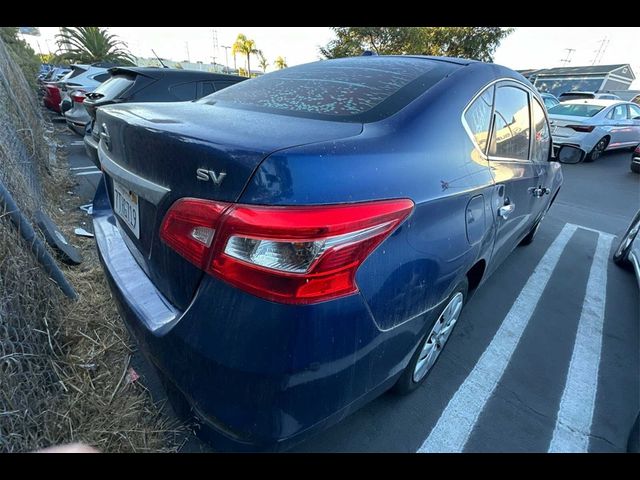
[[64, 89, 92, 135], [614, 210, 640, 283], [548, 99, 640, 162]]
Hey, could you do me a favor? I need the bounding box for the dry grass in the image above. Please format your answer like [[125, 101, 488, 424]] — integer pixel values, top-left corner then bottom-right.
[[0, 37, 188, 452]]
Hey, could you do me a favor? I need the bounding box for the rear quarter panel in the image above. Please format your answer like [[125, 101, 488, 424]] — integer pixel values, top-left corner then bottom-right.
[[240, 63, 503, 388]]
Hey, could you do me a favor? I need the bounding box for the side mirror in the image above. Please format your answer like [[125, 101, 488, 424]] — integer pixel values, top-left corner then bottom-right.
[[554, 145, 586, 164]]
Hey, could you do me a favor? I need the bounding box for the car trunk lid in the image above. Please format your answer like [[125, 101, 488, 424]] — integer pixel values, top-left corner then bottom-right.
[[96, 102, 363, 310]]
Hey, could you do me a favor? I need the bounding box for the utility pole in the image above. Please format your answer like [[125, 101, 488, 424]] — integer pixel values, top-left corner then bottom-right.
[[591, 37, 609, 65], [222, 45, 231, 73], [212, 29, 219, 71], [560, 48, 575, 66]]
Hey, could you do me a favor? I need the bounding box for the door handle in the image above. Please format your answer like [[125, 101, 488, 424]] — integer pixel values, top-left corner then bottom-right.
[[529, 186, 550, 198], [498, 203, 515, 220]]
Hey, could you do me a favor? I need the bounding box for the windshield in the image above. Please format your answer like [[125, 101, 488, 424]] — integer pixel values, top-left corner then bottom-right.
[[548, 103, 604, 117], [197, 57, 458, 123]]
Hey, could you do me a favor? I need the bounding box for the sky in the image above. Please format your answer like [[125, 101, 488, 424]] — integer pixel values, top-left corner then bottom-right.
[[24, 27, 640, 88]]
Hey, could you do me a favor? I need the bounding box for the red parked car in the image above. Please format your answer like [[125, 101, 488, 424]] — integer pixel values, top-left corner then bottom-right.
[[43, 83, 62, 113]]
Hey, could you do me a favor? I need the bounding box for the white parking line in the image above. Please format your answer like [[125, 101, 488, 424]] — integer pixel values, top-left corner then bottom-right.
[[417, 223, 578, 453], [548, 233, 613, 453], [567, 223, 616, 240]]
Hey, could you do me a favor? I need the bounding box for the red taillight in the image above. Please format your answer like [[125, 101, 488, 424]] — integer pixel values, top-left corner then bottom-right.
[[566, 124, 595, 133], [71, 90, 86, 103], [159, 198, 230, 269], [160, 198, 414, 304]]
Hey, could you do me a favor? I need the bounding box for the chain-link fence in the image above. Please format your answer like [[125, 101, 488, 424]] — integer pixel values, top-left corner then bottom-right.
[[0, 37, 71, 452], [0, 37, 185, 453]]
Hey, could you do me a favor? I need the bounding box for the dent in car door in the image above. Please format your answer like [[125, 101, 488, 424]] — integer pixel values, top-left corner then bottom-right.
[[486, 82, 539, 276]]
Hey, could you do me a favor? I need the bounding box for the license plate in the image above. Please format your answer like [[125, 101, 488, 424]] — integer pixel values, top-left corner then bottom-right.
[[113, 180, 140, 239]]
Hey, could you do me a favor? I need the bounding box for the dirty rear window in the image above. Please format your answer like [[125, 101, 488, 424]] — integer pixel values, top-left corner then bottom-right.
[[197, 57, 458, 123]]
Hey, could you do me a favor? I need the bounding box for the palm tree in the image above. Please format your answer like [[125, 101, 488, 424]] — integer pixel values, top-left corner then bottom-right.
[[232, 34, 258, 77], [54, 27, 135, 65], [274, 56, 288, 70], [257, 50, 268, 73]]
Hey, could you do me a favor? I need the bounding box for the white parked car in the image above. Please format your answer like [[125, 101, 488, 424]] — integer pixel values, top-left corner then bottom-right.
[[548, 99, 640, 162]]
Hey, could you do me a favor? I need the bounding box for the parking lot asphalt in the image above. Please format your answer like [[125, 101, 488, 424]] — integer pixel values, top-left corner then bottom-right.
[[62, 125, 639, 452]]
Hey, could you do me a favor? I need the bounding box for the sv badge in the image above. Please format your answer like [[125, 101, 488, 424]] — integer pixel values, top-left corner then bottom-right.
[[196, 168, 227, 186]]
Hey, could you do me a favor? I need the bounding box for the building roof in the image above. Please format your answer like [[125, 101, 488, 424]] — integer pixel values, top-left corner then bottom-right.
[[533, 64, 634, 78]]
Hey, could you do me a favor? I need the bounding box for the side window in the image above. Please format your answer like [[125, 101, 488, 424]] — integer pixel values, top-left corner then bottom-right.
[[93, 73, 111, 83], [200, 81, 215, 97], [489, 85, 531, 160], [463, 85, 494, 154], [628, 104, 640, 120], [169, 82, 198, 101], [531, 98, 551, 164], [611, 105, 627, 120]]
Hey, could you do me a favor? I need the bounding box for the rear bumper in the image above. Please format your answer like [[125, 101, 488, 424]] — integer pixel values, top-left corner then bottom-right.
[[551, 130, 599, 153], [83, 134, 100, 168], [92, 178, 426, 451]]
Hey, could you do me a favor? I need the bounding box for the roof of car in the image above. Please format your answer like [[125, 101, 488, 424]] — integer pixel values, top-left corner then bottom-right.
[[107, 66, 245, 82], [560, 99, 628, 107]]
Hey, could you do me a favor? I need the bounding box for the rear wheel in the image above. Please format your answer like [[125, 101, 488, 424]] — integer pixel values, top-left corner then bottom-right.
[[613, 212, 640, 268], [631, 162, 640, 174], [520, 215, 543, 246], [585, 137, 608, 162], [393, 278, 468, 395]]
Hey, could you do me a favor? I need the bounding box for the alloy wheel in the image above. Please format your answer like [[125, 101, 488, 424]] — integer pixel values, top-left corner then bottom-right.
[[413, 292, 464, 383]]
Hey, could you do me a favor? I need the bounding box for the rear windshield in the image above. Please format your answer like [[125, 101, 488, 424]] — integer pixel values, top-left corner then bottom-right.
[[66, 66, 88, 80], [89, 75, 135, 101], [548, 103, 604, 117], [197, 57, 458, 123]]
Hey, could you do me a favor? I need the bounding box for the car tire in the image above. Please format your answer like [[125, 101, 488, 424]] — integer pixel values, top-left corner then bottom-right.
[[585, 137, 608, 162], [631, 163, 640, 174], [613, 212, 640, 268], [520, 216, 543, 246], [393, 277, 469, 395]]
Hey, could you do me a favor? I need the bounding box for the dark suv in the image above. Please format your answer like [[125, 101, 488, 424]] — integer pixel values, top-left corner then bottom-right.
[[84, 67, 246, 166]]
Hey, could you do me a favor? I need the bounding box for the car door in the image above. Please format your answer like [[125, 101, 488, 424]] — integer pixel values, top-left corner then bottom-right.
[[486, 81, 543, 276], [627, 104, 640, 145], [604, 104, 633, 147]]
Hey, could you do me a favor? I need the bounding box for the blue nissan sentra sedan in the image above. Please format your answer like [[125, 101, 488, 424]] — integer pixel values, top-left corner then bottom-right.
[[92, 55, 564, 451]]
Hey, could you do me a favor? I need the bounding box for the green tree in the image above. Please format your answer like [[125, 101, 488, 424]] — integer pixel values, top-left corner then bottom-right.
[[274, 56, 288, 70], [54, 27, 135, 65], [232, 34, 258, 77], [0, 27, 41, 88], [257, 50, 268, 72], [320, 27, 513, 62]]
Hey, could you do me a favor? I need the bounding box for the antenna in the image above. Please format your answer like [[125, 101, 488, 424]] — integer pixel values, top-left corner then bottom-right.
[[560, 48, 575, 66], [151, 49, 168, 68]]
